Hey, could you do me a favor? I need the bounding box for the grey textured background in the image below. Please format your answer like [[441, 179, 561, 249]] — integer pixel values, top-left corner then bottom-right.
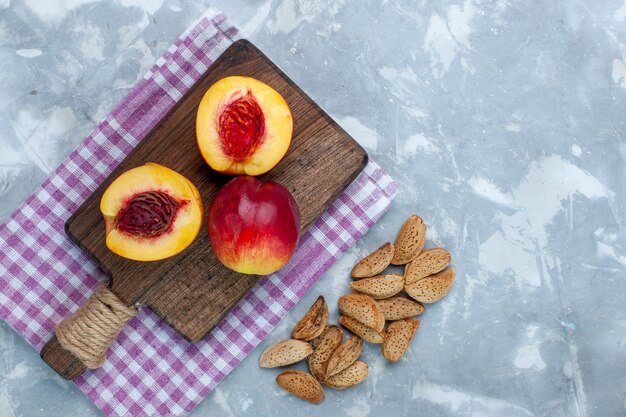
[[1, 0, 625, 416]]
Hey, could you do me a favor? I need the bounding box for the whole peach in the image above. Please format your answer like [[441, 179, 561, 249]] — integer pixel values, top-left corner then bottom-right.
[[208, 176, 300, 274]]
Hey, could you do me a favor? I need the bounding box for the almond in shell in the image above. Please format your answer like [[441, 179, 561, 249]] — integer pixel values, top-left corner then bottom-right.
[[391, 214, 426, 265], [326, 335, 363, 378], [405, 248, 451, 285], [351, 242, 395, 278], [260, 339, 313, 368], [325, 361, 368, 390], [376, 296, 425, 321], [338, 293, 385, 332], [307, 325, 343, 382], [292, 295, 329, 341], [339, 315, 384, 344], [382, 319, 420, 362], [405, 267, 455, 303], [276, 370, 325, 404], [349, 274, 404, 299]]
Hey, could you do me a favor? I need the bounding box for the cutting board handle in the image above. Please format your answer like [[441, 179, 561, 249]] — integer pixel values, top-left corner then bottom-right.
[[40, 335, 87, 379], [40, 283, 137, 379]]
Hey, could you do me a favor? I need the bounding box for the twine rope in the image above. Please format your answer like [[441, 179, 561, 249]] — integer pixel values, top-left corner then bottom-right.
[[56, 283, 137, 369]]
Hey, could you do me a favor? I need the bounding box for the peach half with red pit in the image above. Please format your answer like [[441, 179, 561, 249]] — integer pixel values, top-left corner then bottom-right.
[[207, 175, 300, 275], [100, 163, 203, 261], [196, 76, 293, 176]]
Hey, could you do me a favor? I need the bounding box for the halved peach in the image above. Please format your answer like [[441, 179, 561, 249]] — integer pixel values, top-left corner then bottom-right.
[[196, 76, 293, 176], [100, 163, 203, 261]]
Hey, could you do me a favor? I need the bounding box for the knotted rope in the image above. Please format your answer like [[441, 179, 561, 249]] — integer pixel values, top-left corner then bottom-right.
[[56, 283, 137, 369]]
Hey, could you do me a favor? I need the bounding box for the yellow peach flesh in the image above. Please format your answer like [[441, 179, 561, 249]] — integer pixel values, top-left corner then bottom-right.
[[100, 163, 203, 261], [196, 76, 293, 176]]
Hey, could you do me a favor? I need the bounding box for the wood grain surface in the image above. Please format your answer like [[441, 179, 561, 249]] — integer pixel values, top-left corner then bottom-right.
[[64, 39, 367, 344]]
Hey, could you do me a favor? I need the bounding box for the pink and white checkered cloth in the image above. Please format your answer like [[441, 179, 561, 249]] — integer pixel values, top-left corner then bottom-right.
[[0, 9, 397, 417]]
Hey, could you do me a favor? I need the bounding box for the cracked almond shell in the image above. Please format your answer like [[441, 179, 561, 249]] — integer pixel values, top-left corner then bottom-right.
[[292, 296, 329, 341]]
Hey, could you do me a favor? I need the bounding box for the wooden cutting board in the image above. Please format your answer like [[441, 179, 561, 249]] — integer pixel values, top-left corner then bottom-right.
[[53, 40, 366, 355]]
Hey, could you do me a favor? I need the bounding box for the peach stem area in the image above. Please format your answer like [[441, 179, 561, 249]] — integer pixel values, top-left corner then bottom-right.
[[115, 191, 180, 237], [218, 91, 266, 161]]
